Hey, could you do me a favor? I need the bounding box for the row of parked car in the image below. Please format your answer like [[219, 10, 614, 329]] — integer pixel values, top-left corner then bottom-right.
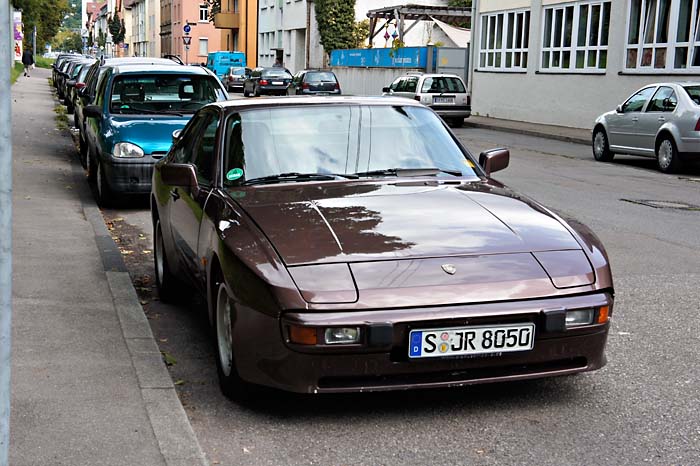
[[52, 53, 229, 205]]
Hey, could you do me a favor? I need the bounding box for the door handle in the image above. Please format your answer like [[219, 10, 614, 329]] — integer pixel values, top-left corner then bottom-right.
[[658, 117, 666, 122], [632, 117, 639, 122], [170, 188, 180, 201]]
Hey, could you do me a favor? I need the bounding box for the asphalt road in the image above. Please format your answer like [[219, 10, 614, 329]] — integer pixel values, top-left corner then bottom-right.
[[98, 127, 700, 466]]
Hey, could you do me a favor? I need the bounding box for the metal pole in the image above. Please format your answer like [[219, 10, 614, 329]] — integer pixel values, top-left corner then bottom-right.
[[0, 1, 14, 464], [32, 25, 36, 60]]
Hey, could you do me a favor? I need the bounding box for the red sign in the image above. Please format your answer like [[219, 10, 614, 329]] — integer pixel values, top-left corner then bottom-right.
[[183, 36, 192, 46]]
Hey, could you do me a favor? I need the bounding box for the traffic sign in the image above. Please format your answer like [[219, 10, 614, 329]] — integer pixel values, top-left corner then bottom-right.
[[183, 36, 192, 46], [183, 24, 191, 34]]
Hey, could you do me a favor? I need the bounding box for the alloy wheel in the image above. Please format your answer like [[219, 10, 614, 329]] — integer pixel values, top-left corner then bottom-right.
[[593, 132, 605, 158], [216, 283, 233, 378], [658, 140, 673, 170]]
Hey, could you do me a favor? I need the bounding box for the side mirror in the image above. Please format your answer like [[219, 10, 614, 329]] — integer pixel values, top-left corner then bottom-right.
[[479, 148, 510, 176], [382, 87, 391, 93], [172, 129, 182, 143], [160, 163, 197, 188], [616, 105, 623, 113], [663, 97, 676, 111], [84, 105, 102, 119]]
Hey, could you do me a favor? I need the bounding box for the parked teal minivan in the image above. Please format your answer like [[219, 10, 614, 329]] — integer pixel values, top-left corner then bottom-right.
[[206, 51, 246, 79]]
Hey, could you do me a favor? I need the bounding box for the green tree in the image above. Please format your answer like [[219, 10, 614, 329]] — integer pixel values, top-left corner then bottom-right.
[[12, 0, 70, 50], [448, 0, 472, 6], [97, 28, 106, 48], [315, 0, 356, 57], [352, 19, 369, 48], [108, 12, 126, 44]]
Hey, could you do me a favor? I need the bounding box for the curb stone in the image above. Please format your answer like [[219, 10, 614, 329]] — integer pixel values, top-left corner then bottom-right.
[[463, 119, 591, 146], [69, 141, 208, 466]]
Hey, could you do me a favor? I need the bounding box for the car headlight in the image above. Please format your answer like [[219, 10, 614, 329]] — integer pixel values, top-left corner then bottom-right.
[[113, 142, 145, 158]]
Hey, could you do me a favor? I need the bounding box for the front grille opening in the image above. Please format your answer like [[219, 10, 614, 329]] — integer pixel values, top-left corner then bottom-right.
[[318, 357, 587, 390]]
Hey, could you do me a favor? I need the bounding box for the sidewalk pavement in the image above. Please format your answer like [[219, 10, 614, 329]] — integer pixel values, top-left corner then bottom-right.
[[464, 115, 592, 145], [10, 68, 206, 465]]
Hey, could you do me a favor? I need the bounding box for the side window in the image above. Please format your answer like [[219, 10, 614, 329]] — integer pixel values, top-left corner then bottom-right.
[[170, 114, 206, 163], [94, 70, 111, 107], [404, 77, 418, 93], [647, 86, 677, 112], [622, 87, 656, 113], [389, 77, 403, 91], [186, 112, 220, 186]]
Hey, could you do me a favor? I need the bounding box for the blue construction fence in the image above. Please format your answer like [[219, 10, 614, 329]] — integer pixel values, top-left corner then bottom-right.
[[330, 47, 436, 69]]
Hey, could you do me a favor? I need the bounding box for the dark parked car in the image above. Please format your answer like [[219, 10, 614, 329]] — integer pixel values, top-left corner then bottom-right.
[[151, 96, 614, 400], [83, 62, 228, 205], [64, 59, 96, 114], [288, 70, 341, 96], [243, 67, 292, 97], [223, 66, 249, 93]]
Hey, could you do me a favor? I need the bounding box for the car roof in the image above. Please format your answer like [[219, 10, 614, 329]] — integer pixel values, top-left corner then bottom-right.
[[110, 63, 209, 75], [212, 95, 426, 112]]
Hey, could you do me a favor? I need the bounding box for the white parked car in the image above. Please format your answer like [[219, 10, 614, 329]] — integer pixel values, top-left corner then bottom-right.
[[383, 73, 471, 127], [592, 82, 700, 173]]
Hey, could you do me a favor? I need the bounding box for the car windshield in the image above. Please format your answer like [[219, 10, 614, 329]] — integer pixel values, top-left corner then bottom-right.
[[223, 105, 479, 186], [306, 72, 337, 82], [421, 77, 466, 94], [109, 74, 225, 114], [683, 85, 700, 105], [262, 69, 292, 78]]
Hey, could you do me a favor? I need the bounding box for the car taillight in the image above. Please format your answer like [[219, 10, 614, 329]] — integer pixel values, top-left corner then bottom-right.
[[260, 79, 269, 85], [695, 117, 700, 131], [334, 82, 340, 90], [302, 82, 309, 89]]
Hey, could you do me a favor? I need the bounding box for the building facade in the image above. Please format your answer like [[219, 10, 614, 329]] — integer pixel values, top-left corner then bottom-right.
[[471, 0, 700, 129], [213, 0, 259, 68], [257, 0, 318, 72], [167, 1, 223, 64]]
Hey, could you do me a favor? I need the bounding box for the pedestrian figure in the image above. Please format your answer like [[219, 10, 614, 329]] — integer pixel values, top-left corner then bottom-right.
[[273, 58, 283, 67], [22, 49, 34, 77]]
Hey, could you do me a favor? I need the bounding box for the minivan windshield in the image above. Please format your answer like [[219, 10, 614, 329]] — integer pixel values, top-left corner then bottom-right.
[[223, 105, 479, 186], [109, 74, 225, 114]]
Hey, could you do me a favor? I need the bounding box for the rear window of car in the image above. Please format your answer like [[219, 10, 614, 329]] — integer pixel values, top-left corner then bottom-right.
[[109, 74, 226, 114], [229, 67, 246, 76], [421, 77, 466, 94], [305, 72, 337, 82], [262, 69, 292, 79], [683, 85, 700, 105]]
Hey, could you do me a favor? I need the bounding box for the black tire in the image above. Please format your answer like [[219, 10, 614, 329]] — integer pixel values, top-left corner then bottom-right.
[[592, 128, 614, 162], [451, 117, 464, 128], [243, 87, 250, 97], [154, 218, 179, 303], [79, 134, 88, 168], [95, 159, 114, 207], [254, 86, 260, 97], [656, 136, 683, 173], [86, 148, 97, 182], [212, 276, 256, 402]]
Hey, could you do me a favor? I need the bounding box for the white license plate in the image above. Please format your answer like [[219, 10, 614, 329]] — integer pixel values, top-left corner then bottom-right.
[[272, 81, 284, 85], [408, 323, 535, 359], [433, 97, 455, 104]]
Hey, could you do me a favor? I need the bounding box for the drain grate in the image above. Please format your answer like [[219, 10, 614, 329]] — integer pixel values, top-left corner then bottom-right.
[[621, 199, 700, 210]]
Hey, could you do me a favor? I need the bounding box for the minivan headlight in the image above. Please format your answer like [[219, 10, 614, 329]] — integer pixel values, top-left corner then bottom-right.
[[113, 142, 145, 158]]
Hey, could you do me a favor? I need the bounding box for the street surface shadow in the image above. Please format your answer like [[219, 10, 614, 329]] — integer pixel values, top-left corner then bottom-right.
[[608, 155, 700, 176]]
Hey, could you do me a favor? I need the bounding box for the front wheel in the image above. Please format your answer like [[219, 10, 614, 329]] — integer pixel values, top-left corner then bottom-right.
[[592, 128, 614, 162], [243, 87, 250, 97], [154, 218, 179, 303], [214, 280, 255, 402], [656, 136, 683, 173], [95, 160, 115, 207]]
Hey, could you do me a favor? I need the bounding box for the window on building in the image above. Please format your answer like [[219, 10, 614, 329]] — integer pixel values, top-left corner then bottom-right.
[[199, 4, 208, 22], [199, 37, 208, 56], [627, 0, 700, 71], [479, 10, 530, 71], [541, 1, 610, 71]]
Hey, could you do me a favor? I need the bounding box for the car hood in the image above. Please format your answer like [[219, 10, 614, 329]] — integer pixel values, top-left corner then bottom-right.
[[235, 181, 583, 266], [108, 115, 192, 155]]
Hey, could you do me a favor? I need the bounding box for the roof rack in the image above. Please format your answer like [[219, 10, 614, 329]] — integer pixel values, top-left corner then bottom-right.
[[163, 54, 184, 65]]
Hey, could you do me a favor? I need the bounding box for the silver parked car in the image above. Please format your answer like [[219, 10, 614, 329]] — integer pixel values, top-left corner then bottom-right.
[[383, 73, 471, 127], [592, 82, 700, 173]]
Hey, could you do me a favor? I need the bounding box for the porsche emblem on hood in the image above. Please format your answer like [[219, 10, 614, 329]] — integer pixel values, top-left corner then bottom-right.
[[441, 264, 457, 275]]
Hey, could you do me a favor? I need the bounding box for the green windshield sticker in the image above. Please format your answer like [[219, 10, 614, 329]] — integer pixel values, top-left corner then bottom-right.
[[226, 168, 244, 181]]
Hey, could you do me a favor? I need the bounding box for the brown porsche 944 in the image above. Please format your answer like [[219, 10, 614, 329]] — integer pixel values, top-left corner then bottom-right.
[[151, 96, 614, 399]]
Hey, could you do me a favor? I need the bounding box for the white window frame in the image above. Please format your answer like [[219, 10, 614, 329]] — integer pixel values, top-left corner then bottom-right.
[[199, 37, 208, 56], [625, 0, 700, 72], [478, 9, 530, 72], [199, 4, 209, 22], [540, 1, 611, 73]]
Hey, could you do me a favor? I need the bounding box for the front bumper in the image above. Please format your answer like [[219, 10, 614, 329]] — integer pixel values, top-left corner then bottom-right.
[[232, 292, 613, 393], [102, 157, 157, 194]]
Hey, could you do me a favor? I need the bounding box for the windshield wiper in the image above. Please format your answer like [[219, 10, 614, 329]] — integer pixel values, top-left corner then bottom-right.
[[242, 172, 355, 186], [115, 107, 184, 117], [353, 167, 463, 178]]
